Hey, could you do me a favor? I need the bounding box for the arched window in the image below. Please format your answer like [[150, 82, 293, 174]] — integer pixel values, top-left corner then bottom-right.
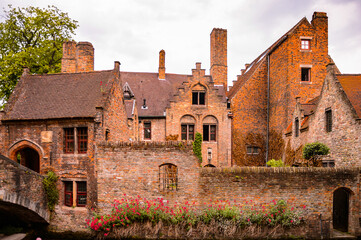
[[180, 115, 196, 140], [14, 147, 40, 173], [159, 163, 178, 192], [203, 116, 218, 142]]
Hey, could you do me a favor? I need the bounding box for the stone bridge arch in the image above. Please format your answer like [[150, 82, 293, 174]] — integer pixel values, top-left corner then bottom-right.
[[0, 154, 49, 225]]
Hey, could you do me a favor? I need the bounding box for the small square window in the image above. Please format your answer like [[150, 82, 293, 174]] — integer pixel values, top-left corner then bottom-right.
[[192, 91, 205, 105], [301, 68, 311, 82], [322, 160, 335, 167], [246, 146, 260, 155], [301, 39, 310, 50]]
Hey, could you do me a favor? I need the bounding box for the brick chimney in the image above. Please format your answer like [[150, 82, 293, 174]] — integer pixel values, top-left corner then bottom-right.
[[311, 12, 328, 54], [76, 42, 94, 72], [61, 41, 76, 73], [210, 28, 227, 89], [62, 41, 94, 73], [158, 50, 165, 80]]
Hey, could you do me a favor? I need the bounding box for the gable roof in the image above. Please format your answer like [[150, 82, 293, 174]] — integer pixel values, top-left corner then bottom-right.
[[228, 17, 309, 99], [121, 72, 188, 117], [336, 74, 361, 118], [3, 70, 115, 121]]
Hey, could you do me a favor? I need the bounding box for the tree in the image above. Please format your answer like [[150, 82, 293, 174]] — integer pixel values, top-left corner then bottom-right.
[[302, 142, 330, 166], [0, 5, 78, 107]]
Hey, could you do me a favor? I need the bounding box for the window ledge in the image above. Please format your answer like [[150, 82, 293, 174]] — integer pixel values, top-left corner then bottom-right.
[[61, 206, 88, 211], [300, 50, 312, 52], [299, 81, 312, 84]]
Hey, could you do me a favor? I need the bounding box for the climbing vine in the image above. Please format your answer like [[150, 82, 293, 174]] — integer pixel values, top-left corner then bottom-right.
[[43, 171, 59, 211], [193, 132, 202, 163]]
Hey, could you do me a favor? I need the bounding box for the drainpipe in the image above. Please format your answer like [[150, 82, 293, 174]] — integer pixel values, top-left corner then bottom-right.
[[266, 54, 270, 165]]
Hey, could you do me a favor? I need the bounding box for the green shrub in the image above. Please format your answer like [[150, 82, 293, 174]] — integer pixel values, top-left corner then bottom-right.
[[266, 159, 287, 167], [193, 132, 202, 163], [303, 142, 329, 166], [43, 171, 59, 211]]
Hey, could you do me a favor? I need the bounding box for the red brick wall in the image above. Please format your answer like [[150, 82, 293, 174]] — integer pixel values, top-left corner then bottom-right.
[[96, 141, 200, 211], [231, 62, 268, 166], [95, 144, 361, 238]]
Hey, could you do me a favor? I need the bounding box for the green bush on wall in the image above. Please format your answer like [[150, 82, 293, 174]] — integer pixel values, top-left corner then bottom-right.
[[193, 132, 202, 163], [43, 171, 59, 211], [303, 142, 330, 166]]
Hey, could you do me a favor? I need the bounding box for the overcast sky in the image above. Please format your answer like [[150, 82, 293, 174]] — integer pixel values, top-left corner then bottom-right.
[[1, 0, 361, 86]]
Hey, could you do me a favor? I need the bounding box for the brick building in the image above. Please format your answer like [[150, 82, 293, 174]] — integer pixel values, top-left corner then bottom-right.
[[285, 63, 361, 167], [122, 28, 231, 167], [0, 41, 129, 224], [228, 12, 330, 166]]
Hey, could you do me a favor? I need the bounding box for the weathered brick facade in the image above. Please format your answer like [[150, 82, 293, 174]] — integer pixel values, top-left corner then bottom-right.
[[0, 46, 129, 230], [286, 63, 361, 167], [165, 62, 231, 167], [229, 12, 330, 165]]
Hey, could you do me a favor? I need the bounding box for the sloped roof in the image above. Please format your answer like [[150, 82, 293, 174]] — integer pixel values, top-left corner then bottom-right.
[[228, 17, 309, 99], [301, 96, 320, 116], [336, 74, 361, 118], [3, 70, 115, 120], [121, 72, 188, 117]]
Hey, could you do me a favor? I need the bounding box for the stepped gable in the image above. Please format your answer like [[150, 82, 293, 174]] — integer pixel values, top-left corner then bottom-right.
[[3, 70, 114, 120], [227, 17, 309, 99], [336, 74, 361, 118], [120, 72, 187, 117]]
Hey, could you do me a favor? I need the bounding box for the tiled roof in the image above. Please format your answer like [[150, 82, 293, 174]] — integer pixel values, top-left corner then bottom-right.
[[120, 72, 188, 117], [336, 74, 361, 118], [301, 96, 320, 116], [228, 17, 309, 99], [3, 70, 115, 120]]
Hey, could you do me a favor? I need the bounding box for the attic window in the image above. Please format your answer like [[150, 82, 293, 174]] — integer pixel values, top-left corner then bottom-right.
[[192, 91, 205, 105], [301, 39, 310, 50]]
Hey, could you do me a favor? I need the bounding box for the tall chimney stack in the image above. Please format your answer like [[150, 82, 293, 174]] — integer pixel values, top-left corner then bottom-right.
[[76, 42, 94, 72], [210, 28, 227, 89], [158, 50, 165, 80], [61, 41, 76, 73]]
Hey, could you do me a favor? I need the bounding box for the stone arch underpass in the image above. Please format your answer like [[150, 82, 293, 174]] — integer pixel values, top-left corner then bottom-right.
[[0, 154, 49, 226]]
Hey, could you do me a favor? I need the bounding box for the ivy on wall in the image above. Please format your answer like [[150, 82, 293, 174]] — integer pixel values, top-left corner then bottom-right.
[[43, 171, 59, 211], [193, 132, 202, 163], [233, 130, 285, 166]]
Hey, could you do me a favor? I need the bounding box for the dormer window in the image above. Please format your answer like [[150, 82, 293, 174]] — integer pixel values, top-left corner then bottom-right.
[[301, 39, 310, 50], [192, 91, 205, 105]]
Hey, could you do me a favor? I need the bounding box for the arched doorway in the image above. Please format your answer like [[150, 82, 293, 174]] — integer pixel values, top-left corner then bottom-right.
[[14, 147, 40, 173], [333, 188, 350, 232]]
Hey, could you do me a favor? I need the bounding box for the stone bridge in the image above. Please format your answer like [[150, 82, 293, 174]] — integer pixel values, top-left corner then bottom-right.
[[0, 154, 49, 225]]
